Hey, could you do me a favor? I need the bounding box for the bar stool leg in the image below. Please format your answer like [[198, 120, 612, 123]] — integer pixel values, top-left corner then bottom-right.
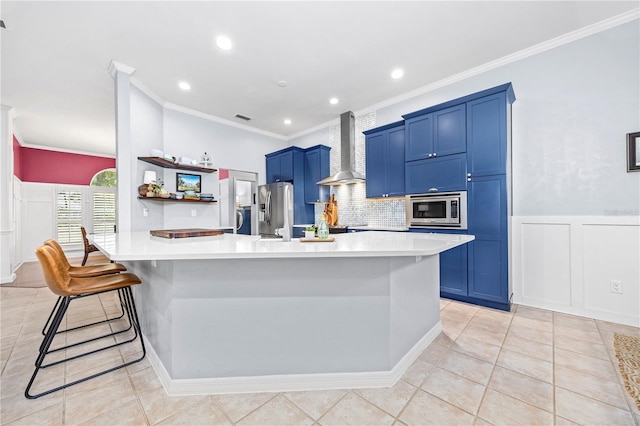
[[26, 286, 146, 399]]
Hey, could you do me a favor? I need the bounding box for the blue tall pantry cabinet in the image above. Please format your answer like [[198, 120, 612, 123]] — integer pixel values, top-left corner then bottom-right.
[[465, 88, 514, 310]]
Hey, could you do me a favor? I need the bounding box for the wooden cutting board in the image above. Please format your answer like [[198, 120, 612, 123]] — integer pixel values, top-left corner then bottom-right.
[[150, 228, 224, 239], [300, 237, 335, 242]]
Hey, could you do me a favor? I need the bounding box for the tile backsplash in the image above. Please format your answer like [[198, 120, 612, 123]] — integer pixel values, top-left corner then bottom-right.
[[312, 111, 406, 228]]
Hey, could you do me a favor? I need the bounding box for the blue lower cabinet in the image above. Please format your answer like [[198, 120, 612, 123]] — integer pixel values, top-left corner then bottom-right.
[[467, 174, 510, 310], [293, 227, 304, 238], [409, 228, 468, 297]]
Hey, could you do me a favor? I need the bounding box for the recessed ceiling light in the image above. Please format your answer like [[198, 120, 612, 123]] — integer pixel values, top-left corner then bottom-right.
[[178, 81, 191, 91], [284, 119, 292, 125], [216, 35, 233, 51], [278, 80, 288, 87], [391, 69, 404, 79], [329, 98, 339, 105]]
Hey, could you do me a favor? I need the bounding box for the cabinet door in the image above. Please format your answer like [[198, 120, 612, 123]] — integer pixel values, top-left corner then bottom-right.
[[266, 155, 280, 184], [386, 126, 405, 197], [405, 113, 433, 162], [467, 92, 507, 177], [434, 104, 466, 157], [304, 147, 330, 203], [405, 153, 467, 194], [441, 244, 468, 296], [365, 132, 387, 198], [279, 151, 294, 182], [409, 228, 468, 296], [467, 174, 508, 304], [304, 149, 321, 203]]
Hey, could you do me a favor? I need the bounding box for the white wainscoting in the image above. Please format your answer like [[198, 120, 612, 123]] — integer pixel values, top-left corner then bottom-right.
[[512, 216, 640, 327]]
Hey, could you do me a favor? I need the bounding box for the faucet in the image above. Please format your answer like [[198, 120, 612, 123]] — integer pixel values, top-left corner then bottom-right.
[[275, 183, 293, 242]]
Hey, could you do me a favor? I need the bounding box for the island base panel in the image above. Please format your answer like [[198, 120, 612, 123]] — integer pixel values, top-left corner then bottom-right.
[[128, 255, 441, 393]]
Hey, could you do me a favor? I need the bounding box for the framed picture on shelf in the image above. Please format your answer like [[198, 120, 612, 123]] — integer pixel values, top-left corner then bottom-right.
[[176, 173, 201, 192], [627, 131, 640, 172]]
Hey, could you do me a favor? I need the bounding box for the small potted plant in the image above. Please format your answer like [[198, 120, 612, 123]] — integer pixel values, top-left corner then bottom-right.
[[304, 226, 316, 240]]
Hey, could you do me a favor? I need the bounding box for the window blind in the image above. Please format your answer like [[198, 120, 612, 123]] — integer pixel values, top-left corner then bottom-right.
[[56, 190, 83, 245], [92, 191, 116, 234]]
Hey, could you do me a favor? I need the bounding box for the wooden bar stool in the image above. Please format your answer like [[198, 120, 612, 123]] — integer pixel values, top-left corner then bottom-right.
[[26, 245, 146, 399], [42, 239, 129, 336], [81, 226, 100, 265]]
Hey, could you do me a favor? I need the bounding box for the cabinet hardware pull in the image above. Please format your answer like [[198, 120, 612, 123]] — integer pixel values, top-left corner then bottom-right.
[[467, 173, 471, 177], [467, 178, 472, 182], [428, 188, 438, 192], [433, 152, 437, 157]]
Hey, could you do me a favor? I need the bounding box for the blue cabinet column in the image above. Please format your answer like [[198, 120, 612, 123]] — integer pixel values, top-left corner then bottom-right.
[[265, 145, 330, 227], [463, 85, 515, 311]]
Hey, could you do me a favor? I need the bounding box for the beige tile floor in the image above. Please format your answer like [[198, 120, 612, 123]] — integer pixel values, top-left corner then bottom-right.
[[1, 286, 639, 425]]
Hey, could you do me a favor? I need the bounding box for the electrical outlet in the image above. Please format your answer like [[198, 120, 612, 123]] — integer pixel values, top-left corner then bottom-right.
[[151, 260, 157, 267], [143, 208, 149, 217], [191, 209, 197, 217], [610, 280, 623, 294]]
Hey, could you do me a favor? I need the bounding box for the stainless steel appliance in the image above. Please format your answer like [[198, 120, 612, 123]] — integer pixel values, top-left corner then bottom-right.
[[406, 191, 467, 229], [258, 182, 293, 240]]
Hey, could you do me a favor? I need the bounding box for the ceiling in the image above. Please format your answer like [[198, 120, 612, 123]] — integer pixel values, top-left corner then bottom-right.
[[1, 1, 638, 156]]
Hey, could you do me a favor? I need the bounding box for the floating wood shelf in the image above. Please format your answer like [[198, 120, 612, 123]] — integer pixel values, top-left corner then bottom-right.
[[138, 156, 217, 173], [138, 196, 216, 203]]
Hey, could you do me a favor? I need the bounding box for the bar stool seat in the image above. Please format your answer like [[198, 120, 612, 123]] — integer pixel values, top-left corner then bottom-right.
[[42, 239, 129, 337], [26, 244, 146, 399], [44, 239, 126, 278]]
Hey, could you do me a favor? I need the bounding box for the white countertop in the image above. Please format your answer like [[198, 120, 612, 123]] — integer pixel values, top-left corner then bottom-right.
[[90, 230, 474, 261], [348, 225, 409, 232]]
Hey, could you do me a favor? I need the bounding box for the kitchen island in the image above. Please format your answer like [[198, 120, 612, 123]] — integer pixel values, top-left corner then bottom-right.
[[90, 231, 473, 395]]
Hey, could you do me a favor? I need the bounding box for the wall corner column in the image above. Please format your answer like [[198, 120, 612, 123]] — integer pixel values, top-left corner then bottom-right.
[[109, 61, 136, 233], [0, 105, 16, 284]]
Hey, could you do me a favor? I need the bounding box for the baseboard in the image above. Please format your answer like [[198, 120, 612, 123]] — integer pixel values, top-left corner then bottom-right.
[[1, 273, 17, 284], [145, 321, 442, 396]]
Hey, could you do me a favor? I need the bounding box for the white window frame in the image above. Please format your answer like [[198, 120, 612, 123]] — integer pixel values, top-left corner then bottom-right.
[[54, 184, 117, 250]]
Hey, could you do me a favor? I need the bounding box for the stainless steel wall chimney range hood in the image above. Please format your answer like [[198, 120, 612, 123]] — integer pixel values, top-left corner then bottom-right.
[[317, 111, 366, 186]]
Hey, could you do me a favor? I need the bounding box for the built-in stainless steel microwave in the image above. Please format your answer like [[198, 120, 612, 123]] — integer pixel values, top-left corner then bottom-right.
[[406, 191, 467, 229]]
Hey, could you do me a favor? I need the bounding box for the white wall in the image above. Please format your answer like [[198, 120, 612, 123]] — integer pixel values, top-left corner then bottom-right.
[[130, 85, 165, 232], [375, 20, 640, 217], [162, 108, 288, 186]]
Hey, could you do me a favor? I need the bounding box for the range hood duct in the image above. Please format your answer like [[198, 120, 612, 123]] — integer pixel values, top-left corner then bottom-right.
[[317, 111, 365, 185]]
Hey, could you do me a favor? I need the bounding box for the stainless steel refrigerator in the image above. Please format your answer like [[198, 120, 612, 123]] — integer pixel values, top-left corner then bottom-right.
[[258, 182, 293, 239]]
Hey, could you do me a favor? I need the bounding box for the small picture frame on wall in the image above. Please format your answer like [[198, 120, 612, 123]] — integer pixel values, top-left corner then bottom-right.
[[176, 173, 201, 192], [627, 131, 640, 172]]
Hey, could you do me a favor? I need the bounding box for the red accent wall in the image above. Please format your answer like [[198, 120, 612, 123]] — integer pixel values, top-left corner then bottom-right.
[[13, 138, 116, 185], [13, 136, 23, 181], [219, 168, 229, 180]]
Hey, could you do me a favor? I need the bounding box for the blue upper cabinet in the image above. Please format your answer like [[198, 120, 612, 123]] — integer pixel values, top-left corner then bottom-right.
[[404, 104, 466, 162], [405, 153, 467, 194], [467, 92, 508, 177], [266, 148, 300, 183], [364, 121, 405, 198], [304, 145, 330, 203], [404, 114, 433, 162]]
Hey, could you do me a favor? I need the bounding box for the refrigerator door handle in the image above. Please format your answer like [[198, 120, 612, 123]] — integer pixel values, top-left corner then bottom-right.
[[236, 210, 243, 231], [266, 191, 272, 225]]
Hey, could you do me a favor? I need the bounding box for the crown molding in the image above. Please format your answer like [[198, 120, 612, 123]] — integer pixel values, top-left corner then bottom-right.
[[130, 77, 164, 106], [365, 9, 640, 114], [16, 141, 116, 159], [164, 102, 288, 141], [107, 60, 136, 78]]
